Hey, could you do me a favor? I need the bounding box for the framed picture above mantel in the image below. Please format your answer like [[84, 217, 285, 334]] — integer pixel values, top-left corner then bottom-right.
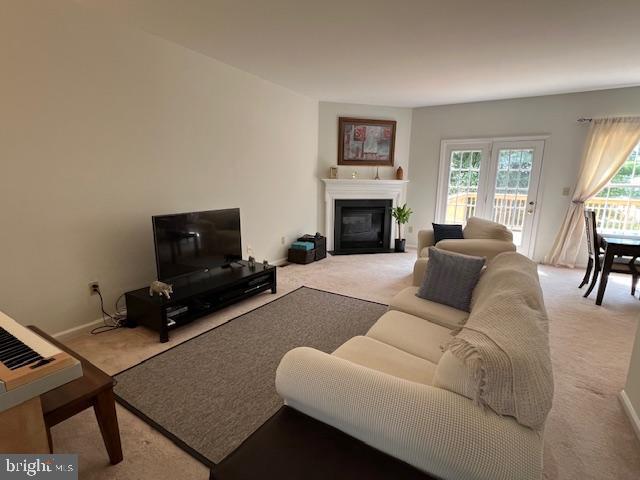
[[338, 117, 396, 166]]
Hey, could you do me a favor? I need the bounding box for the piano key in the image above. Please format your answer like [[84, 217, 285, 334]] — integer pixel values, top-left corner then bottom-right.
[[0, 345, 29, 361], [2, 346, 37, 363], [10, 355, 43, 370], [6, 353, 42, 370], [3, 346, 38, 362], [0, 338, 20, 349]]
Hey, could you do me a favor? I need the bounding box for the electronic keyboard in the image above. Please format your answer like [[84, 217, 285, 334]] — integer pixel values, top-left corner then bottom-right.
[[0, 311, 82, 412]]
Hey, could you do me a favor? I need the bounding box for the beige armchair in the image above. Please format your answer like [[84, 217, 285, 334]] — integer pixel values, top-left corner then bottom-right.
[[413, 217, 516, 285]]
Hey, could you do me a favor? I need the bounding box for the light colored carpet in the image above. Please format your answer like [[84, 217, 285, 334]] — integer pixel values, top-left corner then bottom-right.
[[539, 269, 640, 479], [113, 287, 386, 465], [57, 250, 639, 480]]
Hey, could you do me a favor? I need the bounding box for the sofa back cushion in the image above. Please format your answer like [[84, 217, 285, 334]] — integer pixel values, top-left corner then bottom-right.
[[433, 253, 553, 430], [463, 217, 513, 242]]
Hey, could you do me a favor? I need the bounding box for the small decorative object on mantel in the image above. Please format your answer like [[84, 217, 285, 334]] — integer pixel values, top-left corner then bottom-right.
[[329, 166, 338, 179], [338, 117, 396, 167], [395, 166, 404, 180], [351, 171, 358, 179], [262, 259, 269, 269], [248, 256, 256, 270], [374, 167, 380, 180], [149, 280, 173, 299], [391, 203, 413, 253]]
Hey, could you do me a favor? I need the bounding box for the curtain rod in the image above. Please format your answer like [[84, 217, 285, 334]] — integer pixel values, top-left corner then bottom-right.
[[577, 117, 592, 123]]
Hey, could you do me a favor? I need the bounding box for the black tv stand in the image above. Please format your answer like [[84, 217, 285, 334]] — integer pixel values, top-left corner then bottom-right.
[[125, 260, 277, 343]]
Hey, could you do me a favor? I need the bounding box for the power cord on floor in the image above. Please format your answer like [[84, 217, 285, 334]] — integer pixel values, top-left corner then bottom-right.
[[91, 291, 127, 335]]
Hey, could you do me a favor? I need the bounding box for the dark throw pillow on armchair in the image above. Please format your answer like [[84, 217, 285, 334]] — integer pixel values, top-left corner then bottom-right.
[[432, 223, 464, 244], [416, 247, 485, 312]]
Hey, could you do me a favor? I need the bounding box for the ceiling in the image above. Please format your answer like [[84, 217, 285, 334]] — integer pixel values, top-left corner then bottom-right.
[[79, 0, 640, 107]]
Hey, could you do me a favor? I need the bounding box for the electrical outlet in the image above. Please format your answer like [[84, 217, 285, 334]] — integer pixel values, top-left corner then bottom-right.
[[247, 245, 254, 256], [281, 236, 286, 245], [89, 281, 100, 295], [408, 225, 414, 234], [562, 187, 571, 196]]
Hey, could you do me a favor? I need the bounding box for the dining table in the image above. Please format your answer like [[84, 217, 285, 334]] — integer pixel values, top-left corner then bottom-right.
[[596, 235, 640, 305]]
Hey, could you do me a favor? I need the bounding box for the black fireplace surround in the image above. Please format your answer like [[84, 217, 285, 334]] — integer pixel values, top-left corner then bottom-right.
[[333, 199, 393, 254]]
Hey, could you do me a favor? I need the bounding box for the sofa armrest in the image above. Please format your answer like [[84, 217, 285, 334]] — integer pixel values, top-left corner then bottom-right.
[[417, 229, 435, 258], [436, 239, 516, 260], [276, 347, 542, 480]]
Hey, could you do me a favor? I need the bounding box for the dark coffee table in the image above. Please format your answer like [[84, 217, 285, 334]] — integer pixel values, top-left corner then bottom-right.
[[211, 406, 436, 480]]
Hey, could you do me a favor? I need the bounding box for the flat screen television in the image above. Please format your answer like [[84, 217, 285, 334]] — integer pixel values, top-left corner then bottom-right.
[[152, 208, 242, 281]]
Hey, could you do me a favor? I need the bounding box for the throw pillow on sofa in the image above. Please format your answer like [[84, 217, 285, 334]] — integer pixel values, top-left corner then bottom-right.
[[416, 247, 485, 312], [432, 223, 464, 244]]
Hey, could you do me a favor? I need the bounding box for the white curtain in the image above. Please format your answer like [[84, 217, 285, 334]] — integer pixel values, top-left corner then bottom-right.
[[546, 117, 640, 267]]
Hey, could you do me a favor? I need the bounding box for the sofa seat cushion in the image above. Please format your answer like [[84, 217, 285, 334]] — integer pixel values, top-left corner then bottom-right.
[[333, 336, 437, 385], [435, 238, 516, 260], [420, 240, 515, 261], [366, 310, 453, 363], [388, 287, 469, 330]]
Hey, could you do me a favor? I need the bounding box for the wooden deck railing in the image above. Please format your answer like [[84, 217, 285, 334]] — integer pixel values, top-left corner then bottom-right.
[[447, 194, 640, 235], [585, 197, 640, 234], [446, 193, 527, 232]]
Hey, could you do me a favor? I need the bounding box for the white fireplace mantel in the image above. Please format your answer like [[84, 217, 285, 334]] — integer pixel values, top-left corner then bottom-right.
[[322, 179, 409, 251]]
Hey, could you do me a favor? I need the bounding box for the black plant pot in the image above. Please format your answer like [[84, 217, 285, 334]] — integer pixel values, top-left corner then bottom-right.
[[394, 239, 406, 253]]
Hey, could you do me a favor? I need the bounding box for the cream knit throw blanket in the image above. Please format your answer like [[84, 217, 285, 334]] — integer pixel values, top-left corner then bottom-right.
[[445, 253, 554, 430]]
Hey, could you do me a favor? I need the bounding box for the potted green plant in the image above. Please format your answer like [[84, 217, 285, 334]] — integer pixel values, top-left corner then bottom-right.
[[391, 203, 413, 252]]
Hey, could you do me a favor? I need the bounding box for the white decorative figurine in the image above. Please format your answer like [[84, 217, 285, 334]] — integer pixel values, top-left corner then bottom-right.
[[149, 280, 173, 299]]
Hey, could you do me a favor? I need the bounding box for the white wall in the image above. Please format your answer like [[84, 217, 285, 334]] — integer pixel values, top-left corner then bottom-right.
[[407, 87, 640, 261], [623, 325, 640, 439], [0, 1, 318, 334], [317, 102, 412, 232]]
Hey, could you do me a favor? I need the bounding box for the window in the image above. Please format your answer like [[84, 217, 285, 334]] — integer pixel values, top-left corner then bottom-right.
[[586, 143, 640, 236], [492, 148, 534, 246], [444, 150, 482, 223]]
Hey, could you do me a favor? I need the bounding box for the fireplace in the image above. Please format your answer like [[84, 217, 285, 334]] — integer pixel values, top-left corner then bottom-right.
[[333, 199, 392, 254]]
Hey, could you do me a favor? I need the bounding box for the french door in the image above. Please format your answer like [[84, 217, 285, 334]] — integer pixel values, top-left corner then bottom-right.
[[436, 138, 545, 256]]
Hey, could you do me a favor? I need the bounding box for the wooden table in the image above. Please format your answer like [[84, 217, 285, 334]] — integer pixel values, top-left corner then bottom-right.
[[596, 235, 640, 305], [28, 326, 123, 464], [211, 406, 435, 480]]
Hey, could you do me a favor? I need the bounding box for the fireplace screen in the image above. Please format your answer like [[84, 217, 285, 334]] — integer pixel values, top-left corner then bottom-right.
[[334, 199, 392, 254]]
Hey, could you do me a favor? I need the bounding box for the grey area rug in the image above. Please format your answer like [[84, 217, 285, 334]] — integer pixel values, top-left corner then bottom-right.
[[113, 287, 387, 466]]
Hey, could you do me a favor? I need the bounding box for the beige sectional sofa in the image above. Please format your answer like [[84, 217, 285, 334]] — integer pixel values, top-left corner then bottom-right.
[[414, 217, 516, 286], [276, 252, 552, 480]]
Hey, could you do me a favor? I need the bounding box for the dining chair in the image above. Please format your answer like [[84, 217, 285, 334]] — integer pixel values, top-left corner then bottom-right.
[[579, 210, 639, 297]]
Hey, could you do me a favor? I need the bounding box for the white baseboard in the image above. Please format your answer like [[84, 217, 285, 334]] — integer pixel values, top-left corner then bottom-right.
[[619, 390, 640, 442], [272, 257, 288, 266], [55, 258, 291, 341], [53, 317, 104, 341]]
